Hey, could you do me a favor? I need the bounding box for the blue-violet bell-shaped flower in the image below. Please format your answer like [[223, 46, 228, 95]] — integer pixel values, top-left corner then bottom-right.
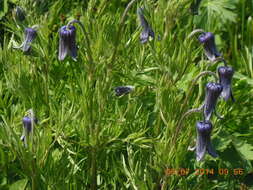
[[137, 8, 155, 44], [21, 110, 37, 147], [198, 32, 221, 61], [58, 25, 77, 61], [196, 121, 218, 161], [218, 66, 235, 102], [21, 27, 37, 52], [204, 82, 223, 121], [115, 86, 134, 96]]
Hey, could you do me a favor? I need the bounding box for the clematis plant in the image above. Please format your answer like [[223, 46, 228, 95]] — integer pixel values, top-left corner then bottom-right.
[[203, 82, 223, 121], [21, 109, 37, 147], [137, 8, 154, 44], [198, 32, 221, 62], [196, 121, 218, 161], [14, 26, 37, 52], [58, 24, 78, 61], [218, 66, 235, 102], [115, 86, 134, 96]]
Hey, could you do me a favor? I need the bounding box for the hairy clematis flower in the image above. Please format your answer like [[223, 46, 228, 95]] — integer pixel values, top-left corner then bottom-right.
[[137, 8, 154, 44], [198, 32, 221, 61], [115, 86, 134, 96], [204, 82, 223, 120], [58, 25, 77, 61], [21, 110, 37, 147], [196, 121, 218, 161], [20, 27, 37, 52], [218, 66, 235, 102]]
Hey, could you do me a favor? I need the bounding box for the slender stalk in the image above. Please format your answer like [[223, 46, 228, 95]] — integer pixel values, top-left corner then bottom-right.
[[91, 147, 97, 190], [173, 71, 218, 143], [172, 104, 204, 144], [67, 19, 94, 65], [110, 0, 139, 68], [187, 29, 205, 39], [180, 71, 218, 112]]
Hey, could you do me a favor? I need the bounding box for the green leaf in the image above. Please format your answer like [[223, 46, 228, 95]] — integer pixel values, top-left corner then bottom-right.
[[9, 179, 28, 190], [233, 138, 253, 160], [0, 0, 8, 20]]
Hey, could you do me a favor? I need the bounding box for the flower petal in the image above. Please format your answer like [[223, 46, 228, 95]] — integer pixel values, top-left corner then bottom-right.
[[58, 26, 69, 61], [196, 133, 208, 161], [206, 139, 218, 158], [115, 86, 134, 96], [22, 28, 37, 52]]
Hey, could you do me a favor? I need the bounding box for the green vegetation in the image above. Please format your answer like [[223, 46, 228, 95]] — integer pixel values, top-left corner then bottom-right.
[[0, 0, 253, 189]]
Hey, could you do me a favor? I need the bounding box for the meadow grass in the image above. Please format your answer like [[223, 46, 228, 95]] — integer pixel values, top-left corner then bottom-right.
[[0, 0, 253, 189]]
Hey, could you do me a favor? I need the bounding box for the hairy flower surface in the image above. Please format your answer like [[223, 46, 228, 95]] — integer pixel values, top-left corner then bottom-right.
[[137, 8, 154, 44], [115, 86, 134, 96], [196, 121, 218, 161], [198, 32, 221, 61], [218, 66, 235, 101], [204, 82, 223, 120], [58, 25, 77, 61]]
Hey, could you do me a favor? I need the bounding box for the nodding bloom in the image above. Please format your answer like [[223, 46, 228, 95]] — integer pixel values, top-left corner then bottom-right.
[[196, 121, 218, 161], [137, 8, 155, 44], [218, 66, 235, 102], [13, 6, 25, 21], [115, 86, 134, 96], [21, 110, 37, 147], [58, 25, 77, 61], [204, 82, 223, 121], [198, 32, 221, 61], [19, 27, 37, 52]]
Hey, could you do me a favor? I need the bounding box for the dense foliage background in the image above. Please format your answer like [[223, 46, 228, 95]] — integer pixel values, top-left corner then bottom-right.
[[0, 0, 253, 189]]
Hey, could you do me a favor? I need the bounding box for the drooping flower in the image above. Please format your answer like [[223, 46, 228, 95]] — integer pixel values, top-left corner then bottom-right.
[[218, 66, 235, 102], [137, 8, 154, 44], [196, 121, 218, 161], [115, 86, 134, 96], [204, 82, 223, 120], [18, 27, 37, 52], [58, 25, 77, 61], [198, 32, 221, 61], [21, 109, 37, 147]]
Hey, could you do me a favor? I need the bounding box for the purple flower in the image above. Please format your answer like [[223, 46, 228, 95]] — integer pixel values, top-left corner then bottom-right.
[[137, 8, 154, 44], [198, 32, 221, 61], [196, 121, 218, 161], [21, 113, 37, 146], [204, 82, 223, 120], [58, 25, 77, 61], [115, 86, 134, 96], [218, 66, 235, 101], [21, 27, 37, 52]]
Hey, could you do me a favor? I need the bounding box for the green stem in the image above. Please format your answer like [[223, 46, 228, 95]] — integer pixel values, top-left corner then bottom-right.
[[110, 0, 139, 68], [180, 71, 218, 113], [91, 147, 97, 190], [172, 104, 204, 144], [67, 19, 94, 66]]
